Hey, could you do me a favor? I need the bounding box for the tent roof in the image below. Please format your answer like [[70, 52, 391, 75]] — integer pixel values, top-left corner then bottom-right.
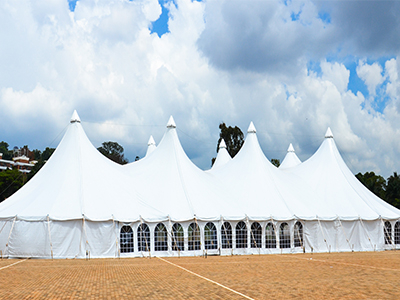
[[288, 128, 400, 220], [123, 117, 232, 221], [280, 143, 302, 169], [145, 135, 157, 157], [0, 111, 164, 222], [211, 122, 317, 220], [210, 139, 232, 170]]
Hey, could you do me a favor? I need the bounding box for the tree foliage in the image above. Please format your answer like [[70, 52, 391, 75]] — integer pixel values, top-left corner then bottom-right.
[[0, 169, 25, 202], [385, 172, 400, 208], [211, 123, 244, 166], [355, 172, 386, 199], [97, 141, 128, 165], [271, 159, 280, 167], [0, 141, 12, 160]]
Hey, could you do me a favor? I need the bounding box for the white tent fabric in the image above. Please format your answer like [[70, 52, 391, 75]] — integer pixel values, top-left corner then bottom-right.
[[279, 143, 301, 169], [286, 128, 400, 221], [1, 114, 399, 259], [123, 116, 234, 222], [145, 135, 156, 157], [211, 122, 320, 220], [210, 139, 232, 170]]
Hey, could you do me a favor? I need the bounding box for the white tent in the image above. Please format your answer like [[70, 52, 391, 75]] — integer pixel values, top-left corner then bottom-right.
[[0, 111, 165, 258], [279, 143, 301, 169], [0, 114, 399, 259], [145, 135, 157, 157], [210, 139, 232, 170]]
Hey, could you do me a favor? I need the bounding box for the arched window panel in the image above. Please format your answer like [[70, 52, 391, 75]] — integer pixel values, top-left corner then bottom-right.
[[395, 222, 400, 245], [120, 225, 134, 253], [138, 223, 151, 252], [384, 221, 392, 245], [236, 221, 247, 249], [172, 223, 184, 251], [265, 222, 276, 249], [188, 223, 201, 251], [279, 223, 290, 249], [154, 223, 168, 251], [294, 221, 303, 248], [250, 222, 262, 248], [221, 222, 232, 249], [204, 222, 218, 250]]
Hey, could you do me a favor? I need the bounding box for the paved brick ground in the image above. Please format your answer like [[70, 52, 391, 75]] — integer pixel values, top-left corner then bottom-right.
[[0, 251, 399, 299]]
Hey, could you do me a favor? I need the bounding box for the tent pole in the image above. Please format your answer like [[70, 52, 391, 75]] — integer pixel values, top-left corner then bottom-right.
[[47, 215, 53, 260], [82, 215, 90, 259], [5, 216, 16, 257], [269, 216, 277, 252], [112, 216, 120, 258]]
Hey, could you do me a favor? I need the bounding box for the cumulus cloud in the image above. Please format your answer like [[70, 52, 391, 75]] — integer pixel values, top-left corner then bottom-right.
[[356, 60, 385, 97], [0, 0, 400, 178]]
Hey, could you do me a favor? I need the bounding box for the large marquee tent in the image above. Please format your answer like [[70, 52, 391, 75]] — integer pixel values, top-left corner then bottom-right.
[[0, 111, 399, 259]]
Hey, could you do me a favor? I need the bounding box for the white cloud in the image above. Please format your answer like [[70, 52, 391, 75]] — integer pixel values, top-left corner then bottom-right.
[[356, 60, 385, 97], [0, 0, 399, 178]]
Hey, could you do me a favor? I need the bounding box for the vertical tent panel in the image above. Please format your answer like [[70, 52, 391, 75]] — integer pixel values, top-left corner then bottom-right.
[[50, 220, 86, 258], [0, 219, 13, 257], [8, 220, 50, 258], [85, 220, 116, 258]]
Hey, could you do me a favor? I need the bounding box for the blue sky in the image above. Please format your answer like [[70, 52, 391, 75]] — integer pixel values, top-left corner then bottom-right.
[[1, 0, 400, 177]]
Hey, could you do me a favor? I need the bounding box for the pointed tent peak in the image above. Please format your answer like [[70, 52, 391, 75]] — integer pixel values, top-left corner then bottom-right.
[[167, 116, 176, 128], [247, 122, 256, 133], [287, 143, 295, 152], [325, 127, 334, 139], [70, 110, 81, 123], [147, 135, 156, 146], [219, 139, 227, 149]]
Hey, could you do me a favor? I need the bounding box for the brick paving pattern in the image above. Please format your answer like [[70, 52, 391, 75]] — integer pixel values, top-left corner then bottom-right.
[[0, 251, 399, 299]]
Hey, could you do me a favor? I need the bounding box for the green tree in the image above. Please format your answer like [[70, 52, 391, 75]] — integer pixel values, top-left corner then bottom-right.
[[0, 141, 12, 160], [42, 147, 55, 161], [385, 172, 400, 209], [271, 159, 280, 167], [0, 169, 25, 202], [97, 141, 128, 165], [211, 123, 244, 166], [356, 172, 386, 199]]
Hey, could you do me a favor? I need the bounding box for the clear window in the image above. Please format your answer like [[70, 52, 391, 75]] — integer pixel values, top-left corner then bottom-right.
[[265, 222, 276, 249], [138, 223, 150, 252], [384, 221, 392, 245], [294, 221, 303, 247], [279, 223, 290, 249], [172, 223, 184, 251], [395, 221, 400, 245], [250, 222, 262, 248], [120, 225, 134, 253], [236, 221, 247, 249], [221, 222, 232, 249], [154, 223, 168, 251], [188, 222, 201, 251], [204, 222, 218, 250]]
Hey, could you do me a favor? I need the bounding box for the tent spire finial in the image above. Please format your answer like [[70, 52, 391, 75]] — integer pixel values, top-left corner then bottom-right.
[[167, 116, 176, 128], [325, 127, 333, 138], [247, 122, 256, 133], [219, 139, 227, 149], [287, 143, 295, 152], [148, 135, 156, 146], [70, 110, 81, 123]]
